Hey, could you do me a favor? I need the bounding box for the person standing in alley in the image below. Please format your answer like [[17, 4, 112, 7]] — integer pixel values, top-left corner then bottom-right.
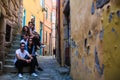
[[53, 48, 56, 58], [14, 42, 38, 78]]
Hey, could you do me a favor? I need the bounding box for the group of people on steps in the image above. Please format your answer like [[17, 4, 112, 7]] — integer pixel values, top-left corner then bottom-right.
[[14, 18, 44, 78]]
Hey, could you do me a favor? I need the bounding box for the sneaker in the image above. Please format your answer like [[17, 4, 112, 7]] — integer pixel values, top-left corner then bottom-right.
[[18, 73, 23, 78], [31, 73, 38, 77], [35, 52, 38, 56]]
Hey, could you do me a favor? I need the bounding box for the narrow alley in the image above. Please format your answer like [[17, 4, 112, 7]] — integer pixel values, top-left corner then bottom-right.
[[0, 56, 72, 80]]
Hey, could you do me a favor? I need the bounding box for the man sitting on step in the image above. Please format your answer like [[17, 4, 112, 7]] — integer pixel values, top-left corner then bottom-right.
[[14, 42, 38, 78]]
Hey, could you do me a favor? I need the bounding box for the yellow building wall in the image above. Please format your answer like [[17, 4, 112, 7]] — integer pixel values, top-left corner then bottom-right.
[[23, 0, 43, 33], [103, 1, 120, 80], [70, 0, 120, 80]]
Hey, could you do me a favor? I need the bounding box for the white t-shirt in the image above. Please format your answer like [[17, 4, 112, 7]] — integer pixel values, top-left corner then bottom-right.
[[14, 49, 30, 63]]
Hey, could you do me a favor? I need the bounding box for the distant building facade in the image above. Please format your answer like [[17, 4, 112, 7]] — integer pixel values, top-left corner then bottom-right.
[[51, 0, 56, 55], [43, 0, 53, 55]]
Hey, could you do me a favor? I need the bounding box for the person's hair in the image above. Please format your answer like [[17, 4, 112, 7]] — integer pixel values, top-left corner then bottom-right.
[[20, 42, 25, 46], [21, 26, 30, 35], [22, 26, 28, 31], [27, 38, 34, 47], [28, 21, 33, 25]]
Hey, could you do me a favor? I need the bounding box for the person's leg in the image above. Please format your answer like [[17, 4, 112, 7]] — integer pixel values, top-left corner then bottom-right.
[[33, 56, 43, 71], [29, 59, 36, 73], [15, 60, 24, 74], [30, 59, 38, 76]]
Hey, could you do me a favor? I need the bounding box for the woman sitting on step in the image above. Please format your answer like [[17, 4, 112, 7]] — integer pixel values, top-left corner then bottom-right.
[[26, 38, 43, 71]]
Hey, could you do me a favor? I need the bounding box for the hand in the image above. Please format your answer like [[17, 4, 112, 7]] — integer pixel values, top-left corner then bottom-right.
[[26, 59, 31, 63]]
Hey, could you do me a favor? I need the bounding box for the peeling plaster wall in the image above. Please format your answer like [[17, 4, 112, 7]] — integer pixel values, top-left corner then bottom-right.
[[70, 0, 120, 80]]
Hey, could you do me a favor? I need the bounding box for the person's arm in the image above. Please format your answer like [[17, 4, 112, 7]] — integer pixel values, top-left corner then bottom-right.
[[16, 53, 26, 61], [27, 54, 33, 60], [26, 51, 33, 61]]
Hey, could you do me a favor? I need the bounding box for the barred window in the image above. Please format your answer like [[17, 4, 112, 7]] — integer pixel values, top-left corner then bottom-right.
[[5, 24, 11, 42]]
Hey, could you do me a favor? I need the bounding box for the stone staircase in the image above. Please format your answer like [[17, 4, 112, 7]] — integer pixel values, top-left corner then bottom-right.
[[3, 34, 21, 72]]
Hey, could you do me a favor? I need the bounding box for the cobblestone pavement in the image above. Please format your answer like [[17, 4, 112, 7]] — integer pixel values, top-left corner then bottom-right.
[[0, 56, 72, 80]]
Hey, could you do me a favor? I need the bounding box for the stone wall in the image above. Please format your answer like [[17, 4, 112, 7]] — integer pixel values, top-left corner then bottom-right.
[[0, 0, 23, 64], [70, 0, 120, 80]]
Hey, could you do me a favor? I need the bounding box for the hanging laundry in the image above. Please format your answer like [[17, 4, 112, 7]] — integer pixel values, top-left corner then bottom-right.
[[109, 13, 113, 23], [91, 2, 95, 15], [116, 10, 120, 18], [96, 0, 110, 9], [99, 27, 104, 40]]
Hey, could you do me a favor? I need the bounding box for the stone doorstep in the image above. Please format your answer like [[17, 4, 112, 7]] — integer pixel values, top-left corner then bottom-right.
[[5, 59, 14, 65], [39, 77, 52, 80], [40, 73, 51, 77], [3, 65, 31, 73], [6, 54, 15, 59]]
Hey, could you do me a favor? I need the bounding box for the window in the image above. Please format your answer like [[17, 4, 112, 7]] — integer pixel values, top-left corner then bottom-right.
[[22, 9, 26, 27], [40, 0, 44, 7], [5, 24, 11, 42], [44, 31, 47, 43], [40, 22, 43, 41], [45, 8, 48, 19], [46, 31, 47, 43], [50, 13, 52, 22]]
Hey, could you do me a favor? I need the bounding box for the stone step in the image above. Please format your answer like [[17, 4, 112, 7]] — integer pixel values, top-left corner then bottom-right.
[[11, 44, 20, 49], [5, 59, 14, 65], [14, 34, 21, 38], [40, 73, 51, 77], [12, 41, 20, 44], [3, 65, 17, 73], [14, 37, 21, 40], [3, 34, 22, 73], [10, 48, 17, 53], [57, 67, 70, 74], [39, 77, 52, 80], [3, 65, 30, 73], [7, 54, 15, 59]]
